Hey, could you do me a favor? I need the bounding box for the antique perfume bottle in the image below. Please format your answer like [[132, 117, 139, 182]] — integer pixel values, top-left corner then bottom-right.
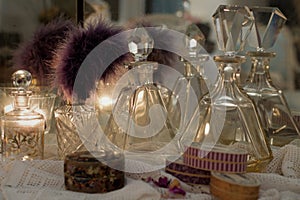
[[1, 70, 45, 160], [243, 7, 300, 146], [186, 5, 272, 172], [105, 27, 176, 154], [168, 23, 209, 137]]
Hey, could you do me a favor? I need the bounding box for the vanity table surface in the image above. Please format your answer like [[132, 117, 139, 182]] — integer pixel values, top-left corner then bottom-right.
[[0, 131, 299, 200]]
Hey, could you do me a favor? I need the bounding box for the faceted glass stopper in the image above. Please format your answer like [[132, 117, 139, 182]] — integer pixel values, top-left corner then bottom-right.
[[212, 5, 254, 55], [12, 70, 32, 88], [183, 0, 191, 13], [247, 6, 287, 51], [128, 27, 154, 61], [185, 23, 205, 57]]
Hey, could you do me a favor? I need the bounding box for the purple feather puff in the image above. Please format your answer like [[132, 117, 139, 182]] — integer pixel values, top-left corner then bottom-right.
[[53, 19, 131, 102], [13, 18, 76, 85]]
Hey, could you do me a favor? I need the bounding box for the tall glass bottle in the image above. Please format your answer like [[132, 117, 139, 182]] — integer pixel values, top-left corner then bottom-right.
[[186, 5, 272, 172], [168, 24, 210, 144], [243, 7, 300, 146], [1, 70, 45, 160]]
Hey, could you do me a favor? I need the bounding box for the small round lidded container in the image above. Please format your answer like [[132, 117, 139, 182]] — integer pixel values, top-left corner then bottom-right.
[[64, 150, 125, 193], [210, 172, 260, 200]]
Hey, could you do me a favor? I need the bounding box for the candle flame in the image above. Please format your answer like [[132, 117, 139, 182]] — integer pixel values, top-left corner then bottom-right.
[[98, 96, 114, 110]]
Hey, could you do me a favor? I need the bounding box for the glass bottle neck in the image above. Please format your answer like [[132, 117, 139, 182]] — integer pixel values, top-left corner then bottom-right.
[[214, 55, 245, 84], [183, 61, 198, 77], [128, 61, 156, 85], [12, 90, 31, 110], [246, 51, 275, 84], [182, 55, 209, 77], [210, 55, 248, 100]]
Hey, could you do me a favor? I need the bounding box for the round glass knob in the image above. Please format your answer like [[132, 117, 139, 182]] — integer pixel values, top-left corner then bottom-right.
[[185, 23, 205, 57], [12, 70, 32, 88], [128, 27, 154, 62]]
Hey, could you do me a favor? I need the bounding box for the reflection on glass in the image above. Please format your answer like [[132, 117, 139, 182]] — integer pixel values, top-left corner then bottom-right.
[[30, 93, 56, 134]]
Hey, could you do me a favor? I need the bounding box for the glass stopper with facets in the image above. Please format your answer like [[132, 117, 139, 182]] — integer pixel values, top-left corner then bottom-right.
[[185, 23, 206, 58], [12, 70, 32, 88], [128, 27, 154, 62], [212, 5, 254, 56], [247, 6, 287, 51]]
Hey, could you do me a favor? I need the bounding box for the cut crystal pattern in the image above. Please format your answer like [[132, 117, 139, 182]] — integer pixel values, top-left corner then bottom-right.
[[54, 105, 98, 159]]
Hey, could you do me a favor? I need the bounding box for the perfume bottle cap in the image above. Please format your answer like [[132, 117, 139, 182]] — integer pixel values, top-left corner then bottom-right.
[[247, 6, 287, 51], [128, 27, 154, 62], [12, 70, 32, 89], [11, 70, 32, 107], [184, 23, 206, 58], [212, 5, 254, 55]]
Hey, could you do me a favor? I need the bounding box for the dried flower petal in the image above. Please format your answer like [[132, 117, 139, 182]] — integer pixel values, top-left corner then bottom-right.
[[169, 186, 186, 196]]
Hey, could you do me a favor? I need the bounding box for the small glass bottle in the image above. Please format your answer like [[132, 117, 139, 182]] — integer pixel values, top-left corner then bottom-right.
[[1, 70, 45, 160]]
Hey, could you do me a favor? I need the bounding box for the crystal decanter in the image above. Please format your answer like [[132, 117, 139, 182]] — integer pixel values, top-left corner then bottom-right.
[[105, 27, 176, 156], [186, 5, 272, 172], [243, 7, 300, 146], [168, 23, 210, 143], [1, 70, 45, 161]]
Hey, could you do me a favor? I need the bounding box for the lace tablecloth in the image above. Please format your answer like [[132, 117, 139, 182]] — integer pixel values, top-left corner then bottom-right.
[[0, 137, 300, 200]]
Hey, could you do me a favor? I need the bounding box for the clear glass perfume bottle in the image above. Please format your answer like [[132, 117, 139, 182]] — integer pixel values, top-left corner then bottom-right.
[[186, 5, 272, 172], [1, 70, 45, 160], [105, 27, 176, 153], [168, 23, 209, 137], [243, 6, 300, 146]]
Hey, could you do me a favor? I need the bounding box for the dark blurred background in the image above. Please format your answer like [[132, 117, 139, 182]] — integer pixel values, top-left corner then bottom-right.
[[0, 0, 300, 90]]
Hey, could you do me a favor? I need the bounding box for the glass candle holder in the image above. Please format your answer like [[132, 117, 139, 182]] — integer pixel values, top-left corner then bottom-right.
[[54, 104, 98, 159]]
